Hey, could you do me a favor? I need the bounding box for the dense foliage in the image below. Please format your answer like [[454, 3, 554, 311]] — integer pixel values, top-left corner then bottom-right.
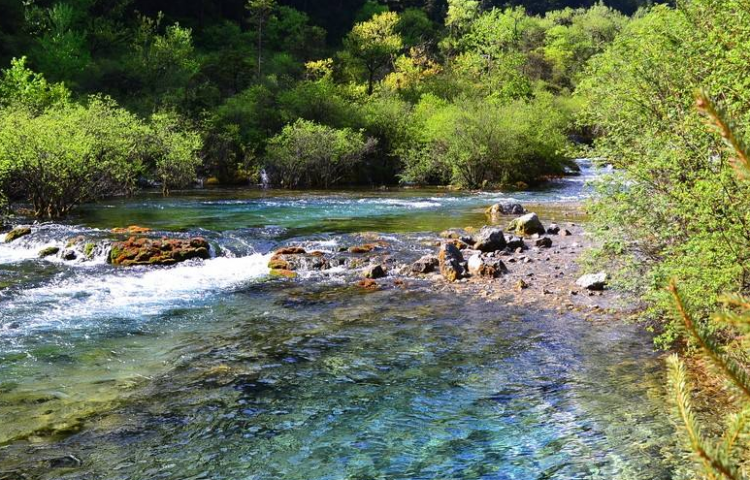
[[0, 0, 649, 216], [579, 0, 750, 347]]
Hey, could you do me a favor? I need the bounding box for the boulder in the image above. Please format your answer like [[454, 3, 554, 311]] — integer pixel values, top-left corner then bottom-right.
[[486, 203, 526, 216], [508, 213, 546, 236], [560, 229, 572, 237], [38, 246, 60, 258], [438, 242, 465, 282], [411, 255, 439, 274], [363, 264, 386, 279], [4, 227, 31, 243], [467, 254, 508, 278], [535, 237, 553, 249], [547, 223, 560, 235], [473, 226, 507, 253], [109, 237, 210, 266], [576, 272, 607, 291]]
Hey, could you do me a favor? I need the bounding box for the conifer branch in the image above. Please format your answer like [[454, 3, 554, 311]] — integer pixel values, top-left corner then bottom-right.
[[669, 281, 750, 401], [668, 355, 744, 480], [696, 91, 750, 178]]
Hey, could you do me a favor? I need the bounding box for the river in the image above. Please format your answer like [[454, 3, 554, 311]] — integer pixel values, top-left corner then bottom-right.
[[0, 161, 681, 479]]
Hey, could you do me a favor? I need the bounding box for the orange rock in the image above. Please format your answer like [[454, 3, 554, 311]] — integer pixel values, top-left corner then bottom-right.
[[112, 225, 151, 235], [358, 279, 379, 289], [270, 269, 297, 279]]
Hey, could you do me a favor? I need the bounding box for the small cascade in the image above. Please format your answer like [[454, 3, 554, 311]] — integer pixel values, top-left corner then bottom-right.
[[260, 169, 270, 189]]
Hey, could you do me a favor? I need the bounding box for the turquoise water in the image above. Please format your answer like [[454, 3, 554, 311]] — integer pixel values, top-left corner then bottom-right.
[[0, 163, 681, 479]]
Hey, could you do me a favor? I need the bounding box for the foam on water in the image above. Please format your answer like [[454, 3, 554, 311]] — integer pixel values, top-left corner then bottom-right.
[[0, 253, 273, 338]]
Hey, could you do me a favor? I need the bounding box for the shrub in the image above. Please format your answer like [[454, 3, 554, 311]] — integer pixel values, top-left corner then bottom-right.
[[0, 96, 146, 218], [0, 96, 203, 217], [264, 119, 376, 188], [401, 92, 573, 188], [578, 1, 750, 346]]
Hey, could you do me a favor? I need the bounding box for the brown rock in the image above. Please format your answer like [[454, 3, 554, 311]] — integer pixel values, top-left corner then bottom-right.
[[109, 237, 210, 266]]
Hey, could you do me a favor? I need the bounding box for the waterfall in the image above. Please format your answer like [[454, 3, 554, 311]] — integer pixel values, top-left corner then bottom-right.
[[260, 169, 270, 189]]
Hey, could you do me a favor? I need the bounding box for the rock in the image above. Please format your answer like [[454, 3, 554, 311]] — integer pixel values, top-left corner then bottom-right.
[[269, 251, 330, 271], [112, 225, 151, 235], [440, 229, 475, 245], [363, 264, 386, 279], [275, 246, 306, 255], [535, 237, 553, 248], [4, 227, 31, 243], [438, 242, 465, 282], [38, 246, 60, 258], [109, 237, 210, 266], [467, 254, 508, 278], [270, 269, 297, 279], [411, 255, 439, 274], [547, 224, 560, 235], [486, 203, 526, 216], [516, 279, 529, 290], [576, 272, 607, 291], [348, 243, 383, 254], [62, 249, 77, 261], [560, 229, 572, 237], [508, 213, 546, 236], [473, 226, 507, 252], [205, 177, 221, 186], [506, 236, 525, 251], [358, 279, 379, 290]]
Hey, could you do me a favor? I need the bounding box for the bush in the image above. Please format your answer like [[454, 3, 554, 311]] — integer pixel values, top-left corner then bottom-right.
[[264, 119, 376, 188], [0, 95, 202, 217], [0, 97, 146, 218], [578, 1, 750, 346], [400, 92, 574, 188]]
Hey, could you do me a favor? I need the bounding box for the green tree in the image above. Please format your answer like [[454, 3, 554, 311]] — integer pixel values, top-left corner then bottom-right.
[[264, 119, 376, 188], [246, 0, 277, 80], [343, 11, 403, 95], [0, 56, 70, 112]]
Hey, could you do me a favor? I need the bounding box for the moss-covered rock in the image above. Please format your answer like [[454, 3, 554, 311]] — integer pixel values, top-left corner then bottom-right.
[[5, 227, 31, 243], [508, 213, 546, 236], [111, 225, 151, 235], [38, 246, 60, 258], [109, 237, 210, 266]]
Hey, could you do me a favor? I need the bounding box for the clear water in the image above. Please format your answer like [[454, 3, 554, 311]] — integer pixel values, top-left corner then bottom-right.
[[0, 162, 680, 479]]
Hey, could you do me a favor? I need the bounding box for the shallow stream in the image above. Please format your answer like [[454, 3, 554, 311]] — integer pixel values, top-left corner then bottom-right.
[[0, 162, 681, 479]]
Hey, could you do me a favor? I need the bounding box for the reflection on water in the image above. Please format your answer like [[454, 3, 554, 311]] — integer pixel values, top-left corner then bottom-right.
[[0, 162, 681, 479]]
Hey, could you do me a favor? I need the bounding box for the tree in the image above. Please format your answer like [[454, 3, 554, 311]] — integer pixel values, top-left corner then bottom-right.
[[246, 0, 277, 80], [0, 56, 70, 112], [264, 119, 376, 188], [343, 11, 403, 95]]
